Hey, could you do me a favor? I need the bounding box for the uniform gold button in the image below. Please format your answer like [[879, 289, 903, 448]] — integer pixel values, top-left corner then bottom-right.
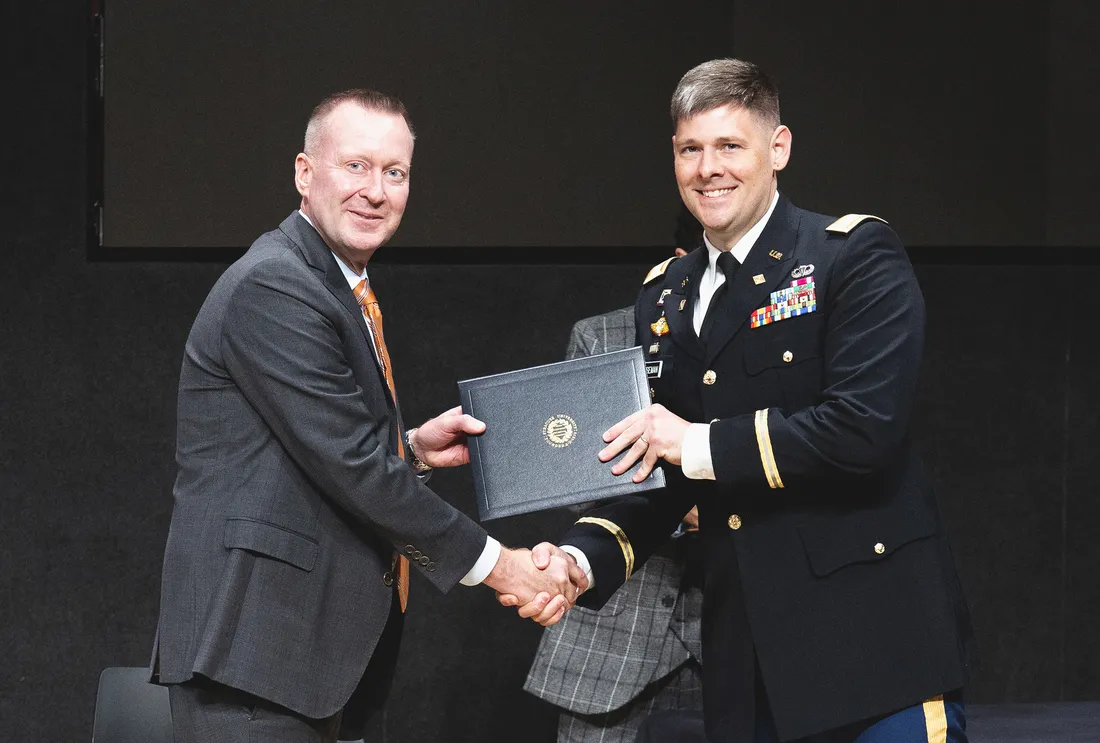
[[650, 386, 656, 399], [703, 370, 717, 385], [782, 350, 793, 363], [874, 542, 885, 555], [728, 514, 742, 530]]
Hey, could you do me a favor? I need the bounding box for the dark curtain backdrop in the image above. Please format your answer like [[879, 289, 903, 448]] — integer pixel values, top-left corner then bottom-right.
[[3, 2, 1099, 741]]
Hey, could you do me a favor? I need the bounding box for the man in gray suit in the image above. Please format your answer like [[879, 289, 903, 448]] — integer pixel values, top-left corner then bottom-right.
[[151, 89, 584, 743], [525, 259, 704, 743]]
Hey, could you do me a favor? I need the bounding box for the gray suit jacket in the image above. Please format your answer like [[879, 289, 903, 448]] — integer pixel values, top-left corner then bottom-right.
[[524, 307, 702, 715], [151, 212, 487, 719]]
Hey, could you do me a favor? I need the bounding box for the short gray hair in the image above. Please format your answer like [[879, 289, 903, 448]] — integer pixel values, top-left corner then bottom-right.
[[303, 88, 415, 155], [670, 59, 780, 128]]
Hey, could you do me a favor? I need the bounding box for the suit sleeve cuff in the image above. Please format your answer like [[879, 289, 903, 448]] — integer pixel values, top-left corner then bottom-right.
[[460, 536, 502, 586], [681, 423, 715, 480], [560, 545, 594, 592]]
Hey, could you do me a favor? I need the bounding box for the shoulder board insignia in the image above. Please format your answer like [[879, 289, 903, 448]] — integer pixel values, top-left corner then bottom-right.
[[643, 256, 677, 285], [826, 214, 888, 234]]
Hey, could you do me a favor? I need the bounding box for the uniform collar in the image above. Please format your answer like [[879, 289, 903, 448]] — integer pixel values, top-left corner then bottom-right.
[[702, 190, 780, 270]]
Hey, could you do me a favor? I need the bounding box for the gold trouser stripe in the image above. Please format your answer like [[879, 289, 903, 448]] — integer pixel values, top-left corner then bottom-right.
[[922, 695, 948, 743], [575, 517, 634, 582], [754, 409, 785, 489]]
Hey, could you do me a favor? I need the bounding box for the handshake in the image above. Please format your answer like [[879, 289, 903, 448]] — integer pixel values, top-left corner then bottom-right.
[[483, 543, 589, 627]]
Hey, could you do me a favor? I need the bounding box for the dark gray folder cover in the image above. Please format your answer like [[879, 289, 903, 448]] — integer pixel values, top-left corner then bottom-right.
[[458, 346, 666, 521]]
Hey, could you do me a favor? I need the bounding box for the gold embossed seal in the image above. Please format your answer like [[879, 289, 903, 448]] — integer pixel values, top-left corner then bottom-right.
[[543, 414, 578, 448]]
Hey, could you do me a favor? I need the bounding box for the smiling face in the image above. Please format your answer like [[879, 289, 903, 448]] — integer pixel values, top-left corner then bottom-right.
[[673, 104, 791, 249], [294, 102, 414, 271]]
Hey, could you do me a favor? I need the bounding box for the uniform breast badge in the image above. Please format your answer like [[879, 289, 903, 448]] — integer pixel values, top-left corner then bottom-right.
[[750, 277, 818, 328], [657, 289, 672, 307], [651, 315, 669, 336]]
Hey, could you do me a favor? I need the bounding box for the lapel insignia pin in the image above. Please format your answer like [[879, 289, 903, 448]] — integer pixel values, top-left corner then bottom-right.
[[752, 273, 766, 285], [791, 264, 815, 279], [657, 288, 672, 306], [651, 315, 670, 336], [649, 342, 660, 354], [768, 249, 783, 260]]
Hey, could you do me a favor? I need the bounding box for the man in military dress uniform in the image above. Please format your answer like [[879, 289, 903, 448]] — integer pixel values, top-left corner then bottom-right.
[[517, 59, 974, 742]]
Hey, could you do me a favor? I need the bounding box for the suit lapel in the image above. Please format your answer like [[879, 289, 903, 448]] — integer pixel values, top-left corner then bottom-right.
[[280, 212, 395, 406], [703, 198, 800, 367], [663, 248, 708, 362]]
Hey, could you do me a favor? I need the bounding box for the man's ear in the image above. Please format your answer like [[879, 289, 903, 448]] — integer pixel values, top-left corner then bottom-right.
[[771, 125, 792, 172], [294, 153, 311, 197]]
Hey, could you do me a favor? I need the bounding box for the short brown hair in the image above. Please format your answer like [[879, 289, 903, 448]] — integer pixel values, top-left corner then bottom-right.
[[303, 88, 415, 154], [670, 59, 780, 129]]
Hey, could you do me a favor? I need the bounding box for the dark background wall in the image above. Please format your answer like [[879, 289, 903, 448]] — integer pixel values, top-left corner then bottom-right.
[[3, 2, 1099, 741], [102, 0, 735, 249]]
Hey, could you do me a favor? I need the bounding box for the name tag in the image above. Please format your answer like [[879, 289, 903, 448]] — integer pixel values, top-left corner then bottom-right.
[[645, 360, 664, 379]]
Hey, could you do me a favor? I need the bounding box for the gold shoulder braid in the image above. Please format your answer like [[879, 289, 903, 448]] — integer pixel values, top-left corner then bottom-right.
[[825, 214, 887, 234], [643, 256, 678, 285]]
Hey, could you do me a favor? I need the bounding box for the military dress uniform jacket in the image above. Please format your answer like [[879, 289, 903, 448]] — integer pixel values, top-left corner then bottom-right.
[[150, 212, 488, 720], [563, 196, 974, 741]]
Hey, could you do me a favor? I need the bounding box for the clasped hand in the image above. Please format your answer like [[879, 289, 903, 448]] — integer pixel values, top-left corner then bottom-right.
[[488, 544, 588, 627]]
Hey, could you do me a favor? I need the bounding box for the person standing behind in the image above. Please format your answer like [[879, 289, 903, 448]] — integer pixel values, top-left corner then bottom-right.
[[524, 273, 705, 743], [151, 89, 585, 743]]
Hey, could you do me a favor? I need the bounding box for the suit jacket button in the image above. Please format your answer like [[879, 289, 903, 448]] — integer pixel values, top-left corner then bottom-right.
[[412, 550, 422, 560], [728, 514, 742, 530], [382, 572, 394, 586], [405, 545, 415, 555], [703, 370, 717, 385], [874, 542, 886, 555], [661, 596, 675, 608], [418, 556, 430, 566], [427, 562, 436, 572], [782, 350, 793, 363]]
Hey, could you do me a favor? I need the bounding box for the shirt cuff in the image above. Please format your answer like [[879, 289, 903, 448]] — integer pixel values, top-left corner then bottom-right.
[[681, 423, 716, 480], [459, 536, 502, 586], [560, 545, 594, 591]]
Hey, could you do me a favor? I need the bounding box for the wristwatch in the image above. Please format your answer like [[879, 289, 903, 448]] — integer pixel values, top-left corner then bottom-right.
[[404, 428, 432, 473]]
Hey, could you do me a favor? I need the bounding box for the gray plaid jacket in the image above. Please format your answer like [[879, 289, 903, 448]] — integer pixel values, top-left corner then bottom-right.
[[524, 307, 703, 715]]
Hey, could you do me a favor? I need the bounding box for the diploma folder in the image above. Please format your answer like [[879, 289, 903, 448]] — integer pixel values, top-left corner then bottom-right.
[[458, 346, 666, 521]]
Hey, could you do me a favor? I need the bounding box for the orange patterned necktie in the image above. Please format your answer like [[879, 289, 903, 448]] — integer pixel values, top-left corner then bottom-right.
[[353, 279, 410, 613]]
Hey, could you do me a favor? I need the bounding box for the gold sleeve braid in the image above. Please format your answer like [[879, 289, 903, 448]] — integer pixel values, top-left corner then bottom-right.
[[575, 517, 635, 582], [754, 409, 785, 489]]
